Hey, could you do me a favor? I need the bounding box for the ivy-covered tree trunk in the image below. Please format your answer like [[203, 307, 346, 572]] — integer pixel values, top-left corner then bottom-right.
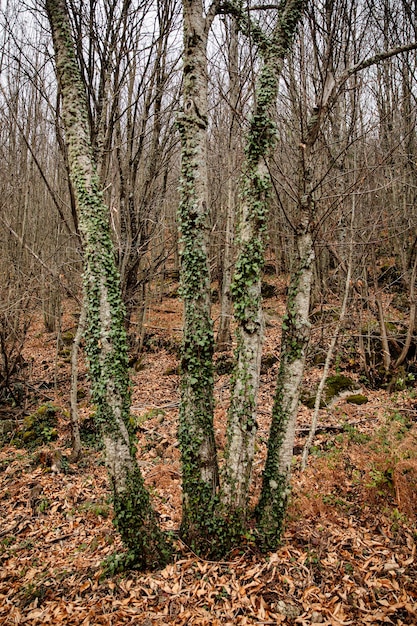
[[220, 0, 305, 532], [177, 0, 220, 553], [256, 220, 313, 549], [46, 0, 171, 570], [256, 31, 320, 547], [253, 28, 417, 547]]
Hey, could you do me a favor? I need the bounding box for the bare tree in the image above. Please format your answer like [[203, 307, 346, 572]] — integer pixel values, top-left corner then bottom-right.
[[216, 16, 241, 351]]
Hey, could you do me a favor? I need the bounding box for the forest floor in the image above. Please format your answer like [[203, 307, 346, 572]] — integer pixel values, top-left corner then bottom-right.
[[1, 279, 417, 625]]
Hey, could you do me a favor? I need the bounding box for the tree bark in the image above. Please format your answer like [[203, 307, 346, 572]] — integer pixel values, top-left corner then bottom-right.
[[220, 0, 305, 532], [45, 0, 171, 569], [69, 300, 85, 462], [217, 16, 239, 352], [177, 0, 220, 553], [255, 19, 417, 548], [256, 223, 313, 548], [301, 198, 355, 470]]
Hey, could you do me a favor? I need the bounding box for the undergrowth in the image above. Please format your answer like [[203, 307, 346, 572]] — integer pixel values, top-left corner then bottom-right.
[[292, 408, 417, 526]]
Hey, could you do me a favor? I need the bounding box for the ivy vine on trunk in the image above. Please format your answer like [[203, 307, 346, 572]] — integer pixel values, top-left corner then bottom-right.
[[219, 0, 305, 545], [177, 0, 220, 554], [45, 0, 172, 570], [47, 0, 306, 567]]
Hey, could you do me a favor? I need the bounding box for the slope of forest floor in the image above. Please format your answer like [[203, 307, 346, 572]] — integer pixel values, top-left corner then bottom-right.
[[1, 283, 417, 625]]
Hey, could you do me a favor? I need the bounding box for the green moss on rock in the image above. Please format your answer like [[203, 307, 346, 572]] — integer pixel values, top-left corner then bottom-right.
[[325, 375, 357, 400], [301, 394, 326, 409], [19, 403, 60, 448], [301, 375, 359, 408], [62, 330, 75, 345]]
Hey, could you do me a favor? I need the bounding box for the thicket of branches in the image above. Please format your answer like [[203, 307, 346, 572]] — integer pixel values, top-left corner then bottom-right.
[[1, 0, 415, 374]]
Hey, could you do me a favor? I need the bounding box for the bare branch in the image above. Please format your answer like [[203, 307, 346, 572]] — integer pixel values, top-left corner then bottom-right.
[[344, 42, 417, 79], [0, 83, 80, 244], [0, 216, 79, 303]]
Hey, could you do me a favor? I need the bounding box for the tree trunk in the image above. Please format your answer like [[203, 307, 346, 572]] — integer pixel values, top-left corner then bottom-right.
[[45, 0, 171, 569], [69, 300, 85, 462], [256, 222, 313, 548], [220, 0, 305, 534], [217, 16, 239, 352], [301, 198, 356, 470], [177, 0, 220, 553]]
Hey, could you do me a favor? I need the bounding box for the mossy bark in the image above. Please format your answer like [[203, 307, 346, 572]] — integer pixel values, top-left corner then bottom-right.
[[177, 0, 220, 554], [220, 0, 305, 532], [46, 0, 171, 569], [254, 22, 417, 547]]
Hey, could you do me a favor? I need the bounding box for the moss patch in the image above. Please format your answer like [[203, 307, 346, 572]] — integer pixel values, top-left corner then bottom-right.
[[302, 375, 359, 409], [61, 330, 75, 345], [18, 403, 60, 448], [346, 394, 368, 405], [325, 375, 357, 397]]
